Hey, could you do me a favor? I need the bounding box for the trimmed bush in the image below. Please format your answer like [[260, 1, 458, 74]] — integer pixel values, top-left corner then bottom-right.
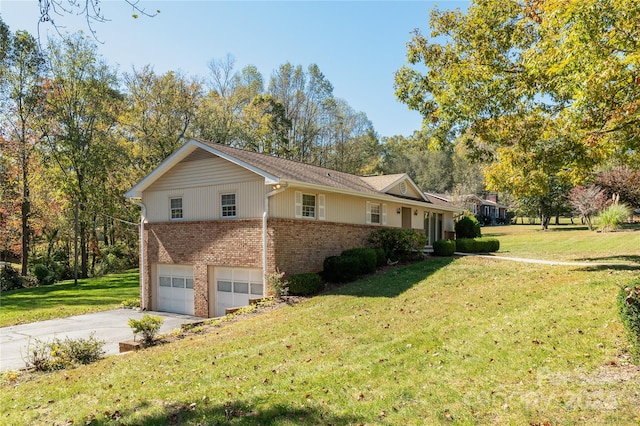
[[432, 239, 456, 256], [128, 314, 164, 346], [456, 238, 500, 253], [288, 273, 322, 295], [374, 248, 386, 267], [341, 247, 377, 275], [455, 216, 481, 239], [323, 255, 359, 283], [368, 228, 427, 260], [618, 280, 640, 362]]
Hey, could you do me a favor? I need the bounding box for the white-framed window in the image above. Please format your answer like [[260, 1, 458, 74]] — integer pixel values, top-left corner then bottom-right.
[[170, 197, 183, 220], [370, 203, 381, 224], [366, 202, 387, 225], [302, 194, 316, 218], [221, 193, 237, 218]]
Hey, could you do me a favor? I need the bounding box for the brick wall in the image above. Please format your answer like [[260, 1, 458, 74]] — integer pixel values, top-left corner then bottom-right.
[[143, 219, 263, 317], [141, 218, 378, 317], [269, 219, 376, 275]]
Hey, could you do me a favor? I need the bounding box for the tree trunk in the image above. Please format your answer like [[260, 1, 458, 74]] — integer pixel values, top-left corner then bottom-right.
[[20, 147, 30, 277]]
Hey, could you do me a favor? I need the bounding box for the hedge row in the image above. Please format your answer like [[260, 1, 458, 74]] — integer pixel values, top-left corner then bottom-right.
[[323, 247, 380, 283], [288, 273, 322, 296], [455, 238, 500, 253]]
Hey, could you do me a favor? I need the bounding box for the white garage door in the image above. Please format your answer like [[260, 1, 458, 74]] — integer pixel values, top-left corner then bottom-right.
[[157, 264, 194, 315], [216, 267, 263, 317]]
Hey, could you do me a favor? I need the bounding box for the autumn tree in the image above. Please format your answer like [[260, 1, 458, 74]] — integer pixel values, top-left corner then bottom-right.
[[121, 65, 202, 174], [596, 167, 640, 209], [41, 33, 122, 278], [395, 0, 640, 223], [568, 185, 609, 231], [0, 26, 47, 275]]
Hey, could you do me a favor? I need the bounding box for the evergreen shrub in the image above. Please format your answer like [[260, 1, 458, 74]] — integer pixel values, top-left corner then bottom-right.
[[323, 255, 359, 283], [618, 279, 640, 362], [432, 239, 456, 256], [455, 216, 481, 238], [455, 238, 500, 253], [341, 247, 377, 275], [288, 273, 322, 295]]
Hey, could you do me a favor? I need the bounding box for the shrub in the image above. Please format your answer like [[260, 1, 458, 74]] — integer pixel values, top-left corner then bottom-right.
[[96, 242, 138, 275], [128, 314, 164, 346], [25, 334, 106, 371], [121, 298, 141, 308], [265, 271, 289, 298], [373, 248, 386, 267], [32, 263, 57, 286], [618, 281, 640, 362], [432, 239, 456, 256], [369, 228, 427, 260], [323, 255, 359, 283], [455, 238, 500, 253], [455, 216, 481, 239], [288, 273, 322, 295], [341, 247, 377, 275], [597, 203, 631, 232], [1, 264, 24, 292]]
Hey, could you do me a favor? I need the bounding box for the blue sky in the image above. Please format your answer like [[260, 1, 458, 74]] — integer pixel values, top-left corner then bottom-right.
[[1, 1, 468, 137]]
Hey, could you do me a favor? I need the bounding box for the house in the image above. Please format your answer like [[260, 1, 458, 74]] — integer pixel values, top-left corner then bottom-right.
[[427, 193, 509, 225], [126, 139, 463, 318]]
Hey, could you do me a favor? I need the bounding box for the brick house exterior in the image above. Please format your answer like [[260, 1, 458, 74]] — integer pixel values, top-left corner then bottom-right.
[[127, 139, 462, 318]]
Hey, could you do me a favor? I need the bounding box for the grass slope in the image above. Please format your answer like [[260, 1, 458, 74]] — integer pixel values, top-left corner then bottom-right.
[[2, 257, 639, 425], [0, 270, 139, 327]]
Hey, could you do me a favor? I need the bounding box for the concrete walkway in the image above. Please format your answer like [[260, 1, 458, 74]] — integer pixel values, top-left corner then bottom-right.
[[455, 252, 640, 268], [0, 309, 202, 372]]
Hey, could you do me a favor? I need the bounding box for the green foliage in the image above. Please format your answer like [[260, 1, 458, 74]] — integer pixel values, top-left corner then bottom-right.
[[597, 204, 631, 232], [0, 264, 24, 291], [368, 228, 427, 260], [341, 247, 377, 275], [373, 248, 386, 267], [455, 216, 481, 239], [25, 333, 105, 371], [121, 298, 140, 308], [618, 280, 640, 362], [455, 238, 500, 253], [323, 255, 359, 283], [128, 314, 164, 346], [265, 271, 289, 298], [287, 273, 322, 296], [32, 263, 57, 286], [96, 242, 138, 275], [432, 239, 456, 256]]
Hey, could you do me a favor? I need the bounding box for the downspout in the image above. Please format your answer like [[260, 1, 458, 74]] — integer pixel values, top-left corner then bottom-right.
[[263, 184, 288, 296], [132, 200, 147, 311]]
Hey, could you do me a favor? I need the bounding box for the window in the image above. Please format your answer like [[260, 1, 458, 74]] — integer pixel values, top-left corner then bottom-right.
[[370, 203, 381, 224], [221, 193, 236, 218], [302, 194, 316, 218], [170, 197, 183, 220]]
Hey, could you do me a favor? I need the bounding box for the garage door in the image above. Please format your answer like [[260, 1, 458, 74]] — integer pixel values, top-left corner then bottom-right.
[[215, 267, 263, 317], [157, 264, 194, 315]]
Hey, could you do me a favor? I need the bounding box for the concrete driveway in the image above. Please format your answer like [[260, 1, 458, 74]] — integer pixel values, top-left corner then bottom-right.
[[0, 309, 203, 371]]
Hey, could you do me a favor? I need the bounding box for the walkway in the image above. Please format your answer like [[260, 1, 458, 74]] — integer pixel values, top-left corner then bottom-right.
[[455, 252, 640, 268]]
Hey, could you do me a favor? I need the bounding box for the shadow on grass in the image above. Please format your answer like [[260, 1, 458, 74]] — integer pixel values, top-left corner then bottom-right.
[[578, 264, 640, 272], [324, 256, 456, 298], [87, 399, 362, 425], [575, 255, 640, 264]]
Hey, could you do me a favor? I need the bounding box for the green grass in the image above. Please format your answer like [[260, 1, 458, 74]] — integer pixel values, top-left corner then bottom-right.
[[0, 270, 140, 327], [485, 223, 640, 264], [2, 243, 640, 424]]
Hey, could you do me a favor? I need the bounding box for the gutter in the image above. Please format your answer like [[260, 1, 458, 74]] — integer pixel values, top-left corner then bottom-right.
[[131, 200, 147, 311], [263, 183, 288, 296]]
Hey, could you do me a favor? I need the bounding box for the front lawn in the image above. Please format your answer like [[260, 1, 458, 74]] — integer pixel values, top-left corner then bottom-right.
[[2, 257, 639, 424], [0, 270, 139, 327]]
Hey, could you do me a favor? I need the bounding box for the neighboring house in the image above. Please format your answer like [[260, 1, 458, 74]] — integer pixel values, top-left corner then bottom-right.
[[428, 193, 509, 225], [126, 139, 463, 318]]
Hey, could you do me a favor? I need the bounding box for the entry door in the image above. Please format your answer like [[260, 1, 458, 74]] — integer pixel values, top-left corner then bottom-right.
[[402, 207, 412, 229]]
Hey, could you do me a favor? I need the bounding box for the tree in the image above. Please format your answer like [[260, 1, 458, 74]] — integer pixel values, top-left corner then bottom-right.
[[122, 65, 202, 174], [0, 28, 47, 275], [37, 0, 159, 40], [596, 167, 640, 209], [569, 185, 609, 231], [395, 0, 640, 205], [42, 33, 122, 278]]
